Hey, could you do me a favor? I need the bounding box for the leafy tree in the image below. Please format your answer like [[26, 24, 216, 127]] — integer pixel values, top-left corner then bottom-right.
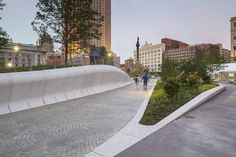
[[32, 0, 103, 64], [0, 27, 9, 49], [0, 0, 10, 68], [0, 0, 9, 49], [160, 58, 180, 81], [163, 78, 179, 99], [131, 62, 145, 77], [100, 46, 110, 64], [179, 48, 224, 85], [0, 0, 5, 17]]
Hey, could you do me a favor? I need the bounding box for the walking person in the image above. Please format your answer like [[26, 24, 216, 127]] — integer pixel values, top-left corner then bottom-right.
[[133, 75, 139, 89], [141, 73, 149, 90]]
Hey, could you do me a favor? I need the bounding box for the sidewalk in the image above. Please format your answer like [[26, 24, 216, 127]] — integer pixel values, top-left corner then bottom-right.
[[116, 84, 236, 157], [0, 81, 154, 157]]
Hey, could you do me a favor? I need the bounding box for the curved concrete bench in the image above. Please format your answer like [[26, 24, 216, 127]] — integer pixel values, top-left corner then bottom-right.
[[0, 65, 132, 115]]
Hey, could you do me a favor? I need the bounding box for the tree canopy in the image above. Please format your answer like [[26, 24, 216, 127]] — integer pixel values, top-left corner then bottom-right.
[[32, 0, 103, 64], [161, 47, 224, 86], [0, 0, 10, 49]]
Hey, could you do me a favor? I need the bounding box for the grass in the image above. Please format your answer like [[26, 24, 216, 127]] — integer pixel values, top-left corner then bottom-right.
[[139, 81, 218, 125]]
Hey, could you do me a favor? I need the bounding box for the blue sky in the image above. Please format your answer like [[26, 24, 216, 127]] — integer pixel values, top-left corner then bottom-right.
[[1, 0, 236, 63]]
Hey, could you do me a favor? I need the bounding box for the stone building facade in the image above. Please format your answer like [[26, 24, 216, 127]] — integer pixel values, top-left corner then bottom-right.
[[134, 42, 165, 72]]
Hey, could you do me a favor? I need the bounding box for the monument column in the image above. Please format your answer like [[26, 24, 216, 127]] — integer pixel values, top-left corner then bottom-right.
[[136, 37, 140, 63]]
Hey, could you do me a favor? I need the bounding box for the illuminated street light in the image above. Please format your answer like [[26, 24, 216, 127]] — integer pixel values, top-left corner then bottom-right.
[[107, 52, 112, 65], [6, 62, 13, 68], [107, 52, 112, 57], [13, 46, 20, 52]]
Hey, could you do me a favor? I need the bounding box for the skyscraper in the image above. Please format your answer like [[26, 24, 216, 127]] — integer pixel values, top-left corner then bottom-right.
[[91, 0, 111, 51], [231, 16, 236, 59]]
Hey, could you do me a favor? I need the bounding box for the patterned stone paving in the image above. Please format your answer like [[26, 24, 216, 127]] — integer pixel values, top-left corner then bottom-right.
[[0, 83, 152, 157]]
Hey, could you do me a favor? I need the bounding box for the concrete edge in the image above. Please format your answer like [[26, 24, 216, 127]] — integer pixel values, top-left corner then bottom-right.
[[85, 83, 225, 157], [230, 81, 236, 85]]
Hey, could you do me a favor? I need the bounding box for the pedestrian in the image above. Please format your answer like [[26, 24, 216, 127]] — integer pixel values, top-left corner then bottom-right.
[[141, 73, 149, 90], [133, 75, 139, 89]]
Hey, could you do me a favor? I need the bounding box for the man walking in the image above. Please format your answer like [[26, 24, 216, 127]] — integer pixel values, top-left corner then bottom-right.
[[141, 73, 149, 90]]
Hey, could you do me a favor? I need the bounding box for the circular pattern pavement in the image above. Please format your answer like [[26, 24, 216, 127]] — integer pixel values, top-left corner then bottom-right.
[[0, 84, 150, 157]]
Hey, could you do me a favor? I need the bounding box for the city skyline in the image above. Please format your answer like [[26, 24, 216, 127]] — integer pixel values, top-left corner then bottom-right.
[[1, 0, 236, 63]]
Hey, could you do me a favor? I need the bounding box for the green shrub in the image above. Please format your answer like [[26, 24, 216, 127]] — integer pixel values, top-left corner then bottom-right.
[[154, 81, 164, 90], [198, 84, 217, 92], [140, 80, 218, 125], [163, 79, 179, 98]]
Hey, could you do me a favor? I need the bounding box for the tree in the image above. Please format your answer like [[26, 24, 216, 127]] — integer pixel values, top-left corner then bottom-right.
[[100, 46, 109, 64], [0, 0, 10, 68], [0, 27, 9, 49], [0, 0, 9, 49], [160, 58, 180, 81], [164, 78, 180, 99], [179, 48, 224, 85], [32, 0, 103, 64], [131, 63, 145, 77]]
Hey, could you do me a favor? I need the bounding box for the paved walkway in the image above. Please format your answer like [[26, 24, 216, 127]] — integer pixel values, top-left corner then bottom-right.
[[0, 82, 154, 157], [116, 84, 236, 157]]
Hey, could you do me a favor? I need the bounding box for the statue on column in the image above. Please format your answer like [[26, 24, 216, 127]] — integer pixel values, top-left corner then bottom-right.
[[136, 37, 140, 62]]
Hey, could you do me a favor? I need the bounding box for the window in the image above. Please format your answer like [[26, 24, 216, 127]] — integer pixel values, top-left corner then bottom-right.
[[234, 46, 236, 51], [234, 36, 236, 41], [234, 22, 236, 28]]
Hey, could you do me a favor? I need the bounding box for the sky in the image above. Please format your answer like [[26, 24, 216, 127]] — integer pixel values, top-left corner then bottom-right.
[[0, 0, 236, 63]]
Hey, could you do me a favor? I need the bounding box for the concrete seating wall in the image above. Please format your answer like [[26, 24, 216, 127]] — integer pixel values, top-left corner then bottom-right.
[[0, 65, 132, 115]]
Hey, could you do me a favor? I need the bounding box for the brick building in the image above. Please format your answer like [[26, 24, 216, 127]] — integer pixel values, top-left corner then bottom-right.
[[162, 38, 231, 63]]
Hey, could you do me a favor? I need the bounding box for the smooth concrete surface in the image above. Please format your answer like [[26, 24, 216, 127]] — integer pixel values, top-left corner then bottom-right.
[[0, 65, 132, 115], [86, 84, 225, 157], [116, 84, 236, 157], [0, 82, 153, 157]]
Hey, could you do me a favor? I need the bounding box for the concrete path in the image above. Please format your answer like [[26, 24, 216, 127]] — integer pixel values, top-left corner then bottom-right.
[[0, 82, 154, 157], [116, 84, 236, 157]]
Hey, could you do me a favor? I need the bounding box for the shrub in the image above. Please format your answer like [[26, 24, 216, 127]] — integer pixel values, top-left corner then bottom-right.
[[154, 81, 164, 90], [198, 84, 217, 92], [163, 79, 179, 98]]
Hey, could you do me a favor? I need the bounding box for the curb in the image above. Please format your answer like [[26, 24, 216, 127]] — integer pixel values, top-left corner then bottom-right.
[[230, 81, 236, 85], [86, 84, 225, 157]]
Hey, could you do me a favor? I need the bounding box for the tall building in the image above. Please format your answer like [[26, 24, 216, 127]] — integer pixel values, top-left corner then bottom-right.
[[91, 0, 111, 51], [134, 42, 165, 72], [231, 16, 236, 59]]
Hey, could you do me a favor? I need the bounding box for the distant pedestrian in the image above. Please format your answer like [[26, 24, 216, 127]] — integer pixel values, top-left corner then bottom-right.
[[133, 75, 139, 89], [141, 73, 149, 90]]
